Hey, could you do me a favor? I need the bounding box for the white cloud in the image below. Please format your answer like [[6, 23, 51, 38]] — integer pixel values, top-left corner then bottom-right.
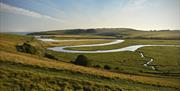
[[0, 2, 59, 22]]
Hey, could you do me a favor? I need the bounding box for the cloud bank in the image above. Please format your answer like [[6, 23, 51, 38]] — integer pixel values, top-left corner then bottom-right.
[[0, 2, 59, 21]]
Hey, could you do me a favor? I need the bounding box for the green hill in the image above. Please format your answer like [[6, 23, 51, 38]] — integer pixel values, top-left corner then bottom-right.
[[28, 28, 180, 40]]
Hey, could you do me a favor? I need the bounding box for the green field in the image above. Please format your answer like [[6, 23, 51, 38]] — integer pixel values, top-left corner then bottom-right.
[[0, 32, 180, 91], [47, 46, 180, 74], [45, 39, 113, 47], [65, 39, 180, 51], [139, 46, 180, 73]]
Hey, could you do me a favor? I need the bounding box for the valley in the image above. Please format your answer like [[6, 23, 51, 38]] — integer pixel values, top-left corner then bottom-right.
[[1, 29, 180, 91]]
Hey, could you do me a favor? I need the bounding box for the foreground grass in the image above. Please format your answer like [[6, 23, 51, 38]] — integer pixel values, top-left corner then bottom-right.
[[0, 61, 122, 91], [0, 51, 180, 91]]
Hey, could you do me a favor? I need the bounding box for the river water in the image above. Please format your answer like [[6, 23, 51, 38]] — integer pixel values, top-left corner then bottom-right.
[[38, 38, 179, 53]]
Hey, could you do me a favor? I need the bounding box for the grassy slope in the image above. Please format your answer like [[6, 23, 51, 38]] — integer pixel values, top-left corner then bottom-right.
[[1, 51, 180, 91], [0, 33, 46, 55], [0, 33, 180, 91]]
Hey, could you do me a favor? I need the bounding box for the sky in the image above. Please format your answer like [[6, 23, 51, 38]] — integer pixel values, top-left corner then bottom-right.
[[0, 0, 180, 32]]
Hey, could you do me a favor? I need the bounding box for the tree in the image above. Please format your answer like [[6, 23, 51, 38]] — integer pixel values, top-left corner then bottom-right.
[[94, 64, 101, 68], [104, 65, 111, 70], [74, 55, 91, 66]]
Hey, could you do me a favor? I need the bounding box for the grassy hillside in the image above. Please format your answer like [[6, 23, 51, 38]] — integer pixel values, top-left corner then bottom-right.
[[0, 33, 180, 91], [0, 33, 46, 55], [1, 50, 180, 91], [28, 28, 180, 40]]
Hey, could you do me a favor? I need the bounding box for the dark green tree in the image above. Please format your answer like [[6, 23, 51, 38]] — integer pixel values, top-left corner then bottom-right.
[[104, 65, 111, 70], [74, 55, 91, 66]]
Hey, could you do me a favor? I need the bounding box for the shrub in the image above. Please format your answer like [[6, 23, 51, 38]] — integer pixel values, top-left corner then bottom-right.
[[115, 67, 119, 70], [83, 86, 93, 91], [104, 65, 111, 70], [74, 55, 91, 66], [16, 43, 37, 54], [23, 43, 37, 54], [44, 52, 57, 60], [94, 64, 101, 68], [16, 45, 25, 52]]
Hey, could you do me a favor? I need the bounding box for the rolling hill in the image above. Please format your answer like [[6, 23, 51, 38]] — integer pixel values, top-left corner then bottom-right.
[[28, 28, 180, 40], [1, 33, 180, 91]]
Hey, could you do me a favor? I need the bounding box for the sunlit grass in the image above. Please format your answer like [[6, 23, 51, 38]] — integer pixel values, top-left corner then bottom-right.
[[1, 51, 180, 89]]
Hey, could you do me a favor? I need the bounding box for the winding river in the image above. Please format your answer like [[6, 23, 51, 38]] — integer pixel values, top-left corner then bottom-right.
[[38, 38, 179, 70], [37, 38, 180, 53]]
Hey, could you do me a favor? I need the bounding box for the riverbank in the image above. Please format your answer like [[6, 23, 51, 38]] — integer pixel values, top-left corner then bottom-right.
[[45, 38, 180, 53]]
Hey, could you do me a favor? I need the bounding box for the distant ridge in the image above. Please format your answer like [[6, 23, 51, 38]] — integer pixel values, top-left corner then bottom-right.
[[28, 28, 180, 40], [1, 32, 32, 35]]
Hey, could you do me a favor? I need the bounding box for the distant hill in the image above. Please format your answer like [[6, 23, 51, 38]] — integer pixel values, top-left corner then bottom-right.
[[28, 28, 180, 40], [28, 28, 137, 35]]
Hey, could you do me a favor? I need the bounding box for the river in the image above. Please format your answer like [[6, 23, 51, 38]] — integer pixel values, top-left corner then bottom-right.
[[37, 38, 180, 53]]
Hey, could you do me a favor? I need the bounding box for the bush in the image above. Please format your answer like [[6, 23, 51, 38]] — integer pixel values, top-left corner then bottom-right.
[[94, 64, 101, 68], [104, 65, 111, 70], [16, 43, 37, 54], [44, 52, 58, 60], [115, 67, 119, 70], [16, 45, 25, 52], [74, 55, 91, 66], [83, 86, 93, 91]]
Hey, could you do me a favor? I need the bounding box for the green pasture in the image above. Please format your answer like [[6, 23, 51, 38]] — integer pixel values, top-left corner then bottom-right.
[[66, 39, 180, 51]]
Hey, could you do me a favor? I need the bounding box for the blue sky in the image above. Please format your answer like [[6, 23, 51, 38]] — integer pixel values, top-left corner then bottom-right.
[[0, 0, 179, 32]]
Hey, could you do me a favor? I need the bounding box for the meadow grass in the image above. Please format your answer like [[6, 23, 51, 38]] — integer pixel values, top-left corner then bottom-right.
[[45, 35, 116, 40], [138, 46, 180, 73], [47, 45, 180, 75], [1, 51, 180, 91], [45, 39, 113, 47], [66, 39, 180, 51], [124, 30, 180, 39], [2, 60, 180, 91]]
